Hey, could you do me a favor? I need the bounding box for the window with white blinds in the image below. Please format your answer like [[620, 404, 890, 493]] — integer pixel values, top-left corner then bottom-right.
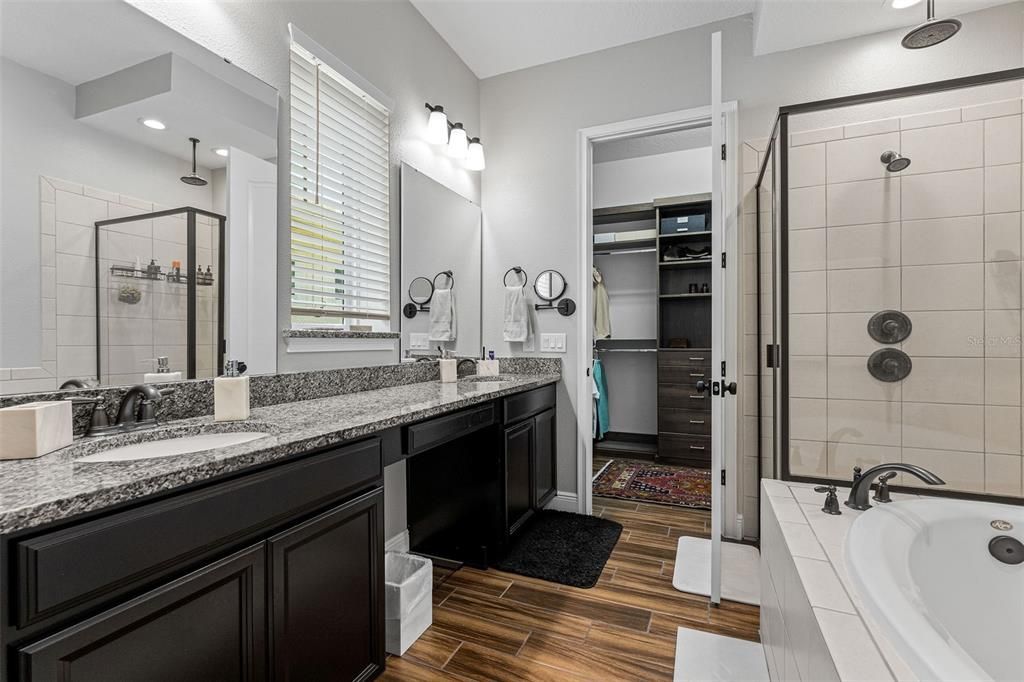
[[290, 43, 390, 324]]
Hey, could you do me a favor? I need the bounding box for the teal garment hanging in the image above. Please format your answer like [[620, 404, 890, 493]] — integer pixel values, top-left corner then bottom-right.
[[593, 358, 610, 440]]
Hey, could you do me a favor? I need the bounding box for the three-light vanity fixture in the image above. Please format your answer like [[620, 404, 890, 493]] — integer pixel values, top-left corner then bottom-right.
[[425, 103, 485, 171]]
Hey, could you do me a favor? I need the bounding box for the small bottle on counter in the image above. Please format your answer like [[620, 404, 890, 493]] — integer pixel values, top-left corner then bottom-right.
[[438, 347, 457, 383], [215, 360, 250, 421]]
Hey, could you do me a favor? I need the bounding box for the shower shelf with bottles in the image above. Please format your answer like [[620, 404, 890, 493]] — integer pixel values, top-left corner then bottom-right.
[[109, 264, 216, 286]]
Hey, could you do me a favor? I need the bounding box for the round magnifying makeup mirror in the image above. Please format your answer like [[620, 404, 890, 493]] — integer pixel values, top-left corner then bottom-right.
[[534, 270, 567, 302], [404, 276, 435, 318]]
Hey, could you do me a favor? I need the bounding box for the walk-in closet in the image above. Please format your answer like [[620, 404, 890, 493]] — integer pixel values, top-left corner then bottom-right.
[[590, 127, 717, 511]]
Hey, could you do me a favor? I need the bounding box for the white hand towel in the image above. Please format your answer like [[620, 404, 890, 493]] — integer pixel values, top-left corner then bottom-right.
[[428, 288, 457, 341], [503, 285, 529, 342]]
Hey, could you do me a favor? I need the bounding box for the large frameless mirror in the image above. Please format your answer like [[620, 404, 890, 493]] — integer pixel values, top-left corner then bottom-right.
[[0, 0, 279, 394]]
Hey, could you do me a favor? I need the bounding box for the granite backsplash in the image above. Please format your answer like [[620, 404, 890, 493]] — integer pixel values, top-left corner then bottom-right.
[[0, 357, 562, 435]]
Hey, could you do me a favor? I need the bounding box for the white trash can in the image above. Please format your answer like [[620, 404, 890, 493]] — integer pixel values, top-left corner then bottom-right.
[[384, 552, 433, 655]]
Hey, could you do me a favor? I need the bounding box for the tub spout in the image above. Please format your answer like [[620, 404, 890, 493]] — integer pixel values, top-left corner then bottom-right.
[[845, 463, 945, 511]]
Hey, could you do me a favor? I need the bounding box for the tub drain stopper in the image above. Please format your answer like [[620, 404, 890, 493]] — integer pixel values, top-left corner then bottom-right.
[[989, 535, 1024, 565]]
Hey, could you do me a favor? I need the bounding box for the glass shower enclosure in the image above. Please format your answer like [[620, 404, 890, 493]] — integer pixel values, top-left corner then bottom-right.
[[93, 207, 226, 384], [756, 68, 1024, 512]]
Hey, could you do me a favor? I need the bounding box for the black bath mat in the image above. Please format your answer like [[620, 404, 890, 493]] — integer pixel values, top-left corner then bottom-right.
[[496, 510, 622, 588]]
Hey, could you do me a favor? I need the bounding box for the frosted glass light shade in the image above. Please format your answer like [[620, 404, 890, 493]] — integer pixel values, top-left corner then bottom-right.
[[466, 137, 485, 171], [426, 108, 449, 145], [447, 123, 468, 159], [890, 0, 922, 7]]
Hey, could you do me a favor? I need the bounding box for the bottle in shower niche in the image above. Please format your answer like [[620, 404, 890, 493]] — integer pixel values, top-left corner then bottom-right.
[[215, 360, 249, 422]]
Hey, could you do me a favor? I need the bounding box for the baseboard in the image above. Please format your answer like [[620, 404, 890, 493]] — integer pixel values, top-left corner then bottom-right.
[[544, 492, 579, 513], [385, 529, 410, 553]]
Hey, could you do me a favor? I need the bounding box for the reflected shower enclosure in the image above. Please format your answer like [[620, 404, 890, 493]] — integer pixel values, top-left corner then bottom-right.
[[94, 207, 226, 384]]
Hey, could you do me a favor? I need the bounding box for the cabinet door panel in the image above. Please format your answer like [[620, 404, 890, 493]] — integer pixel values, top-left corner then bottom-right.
[[504, 421, 534, 538], [532, 408, 556, 509], [269, 488, 384, 682], [18, 544, 266, 682]]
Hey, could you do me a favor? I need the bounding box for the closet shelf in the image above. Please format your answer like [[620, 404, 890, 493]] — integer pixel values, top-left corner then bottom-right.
[[594, 238, 657, 254], [659, 293, 711, 299], [659, 230, 712, 239], [659, 258, 712, 268]]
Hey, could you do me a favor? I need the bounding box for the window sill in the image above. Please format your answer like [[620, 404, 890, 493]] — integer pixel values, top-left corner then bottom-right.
[[282, 329, 399, 354]]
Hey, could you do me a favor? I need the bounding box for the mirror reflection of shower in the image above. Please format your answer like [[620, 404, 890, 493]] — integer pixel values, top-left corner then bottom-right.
[[880, 150, 911, 173]]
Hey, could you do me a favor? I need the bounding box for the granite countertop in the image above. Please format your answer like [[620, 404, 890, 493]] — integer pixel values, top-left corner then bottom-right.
[[0, 373, 558, 535]]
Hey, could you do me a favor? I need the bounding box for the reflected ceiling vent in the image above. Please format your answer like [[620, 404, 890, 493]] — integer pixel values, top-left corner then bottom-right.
[[902, 0, 961, 49], [180, 137, 208, 186]]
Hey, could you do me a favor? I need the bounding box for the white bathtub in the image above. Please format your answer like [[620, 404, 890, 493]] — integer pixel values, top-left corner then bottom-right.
[[846, 498, 1024, 682]]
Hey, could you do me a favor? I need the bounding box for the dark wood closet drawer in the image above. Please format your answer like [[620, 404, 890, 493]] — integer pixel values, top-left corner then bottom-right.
[[658, 364, 711, 384], [658, 384, 711, 410], [658, 350, 711, 367], [12, 438, 382, 630], [658, 433, 712, 467], [659, 409, 712, 436]]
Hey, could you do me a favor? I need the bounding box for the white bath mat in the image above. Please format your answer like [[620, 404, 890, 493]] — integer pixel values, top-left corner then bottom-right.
[[673, 627, 769, 682], [672, 536, 761, 606]]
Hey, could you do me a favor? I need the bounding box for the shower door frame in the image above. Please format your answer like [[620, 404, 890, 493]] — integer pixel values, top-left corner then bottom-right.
[[757, 67, 1024, 506], [93, 206, 227, 382]]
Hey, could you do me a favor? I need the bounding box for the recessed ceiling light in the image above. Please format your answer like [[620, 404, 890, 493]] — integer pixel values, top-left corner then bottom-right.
[[890, 0, 923, 8], [212, 148, 229, 157], [139, 118, 166, 130]]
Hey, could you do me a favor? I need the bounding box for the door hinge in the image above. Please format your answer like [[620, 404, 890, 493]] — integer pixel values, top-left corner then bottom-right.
[[721, 252, 726, 268], [721, 143, 727, 161], [721, 360, 726, 378], [721, 470, 727, 485]]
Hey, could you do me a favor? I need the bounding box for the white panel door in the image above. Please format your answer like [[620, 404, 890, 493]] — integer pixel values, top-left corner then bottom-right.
[[226, 147, 277, 376], [709, 30, 725, 606]]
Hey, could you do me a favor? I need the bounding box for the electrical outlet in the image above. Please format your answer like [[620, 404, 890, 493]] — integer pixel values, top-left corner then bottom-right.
[[409, 333, 430, 350], [540, 333, 566, 353]]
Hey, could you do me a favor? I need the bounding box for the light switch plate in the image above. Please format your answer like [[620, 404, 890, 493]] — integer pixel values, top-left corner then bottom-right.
[[408, 333, 430, 350], [540, 333, 566, 353]]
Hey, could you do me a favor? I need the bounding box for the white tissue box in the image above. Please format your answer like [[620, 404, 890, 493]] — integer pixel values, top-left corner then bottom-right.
[[0, 401, 73, 459], [477, 360, 500, 376]]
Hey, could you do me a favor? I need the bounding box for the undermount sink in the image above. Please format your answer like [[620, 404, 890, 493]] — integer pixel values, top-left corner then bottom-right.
[[77, 432, 269, 463], [462, 375, 516, 383]]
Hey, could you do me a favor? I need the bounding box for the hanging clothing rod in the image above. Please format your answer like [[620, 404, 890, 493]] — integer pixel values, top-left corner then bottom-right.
[[594, 348, 658, 353]]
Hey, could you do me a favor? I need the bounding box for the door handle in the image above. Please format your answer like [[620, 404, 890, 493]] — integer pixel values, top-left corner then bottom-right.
[[695, 380, 711, 394], [722, 381, 737, 396]]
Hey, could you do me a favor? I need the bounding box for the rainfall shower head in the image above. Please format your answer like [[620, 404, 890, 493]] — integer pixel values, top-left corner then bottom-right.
[[180, 137, 208, 187], [902, 0, 961, 49], [881, 151, 911, 173]]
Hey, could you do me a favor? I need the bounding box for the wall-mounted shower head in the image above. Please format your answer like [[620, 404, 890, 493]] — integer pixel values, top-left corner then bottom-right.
[[902, 0, 961, 49], [180, 137, 208, 187], [881, 151, 911, 173]]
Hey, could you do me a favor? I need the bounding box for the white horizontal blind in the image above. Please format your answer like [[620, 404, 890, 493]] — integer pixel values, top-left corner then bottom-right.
[[290, 43, 390, 322]]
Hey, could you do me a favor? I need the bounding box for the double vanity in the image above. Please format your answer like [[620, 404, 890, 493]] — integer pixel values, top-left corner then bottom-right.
[[0, 362, 559, 680]]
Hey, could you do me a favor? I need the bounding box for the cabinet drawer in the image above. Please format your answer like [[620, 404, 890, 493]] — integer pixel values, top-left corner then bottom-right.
[[658, 433, 712, 466], [658, 384, 711, 410], [503, 384, 556, 424], [13, 438, 382, 630], [658, 364, 711, 385], [659, 409, 712, 436], [406, 403, 496, 456], [658, 350, 711, 367]]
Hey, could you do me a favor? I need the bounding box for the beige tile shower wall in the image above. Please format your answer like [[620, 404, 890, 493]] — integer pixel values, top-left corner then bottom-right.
[[44, 177, 219, 388], [786, 98, 1023, 498], [740, 138, 773, 539]]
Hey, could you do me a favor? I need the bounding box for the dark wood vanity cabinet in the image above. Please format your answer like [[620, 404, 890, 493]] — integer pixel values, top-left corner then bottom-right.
[[2, 438, 385, 682], [501, 385, 557, 544]]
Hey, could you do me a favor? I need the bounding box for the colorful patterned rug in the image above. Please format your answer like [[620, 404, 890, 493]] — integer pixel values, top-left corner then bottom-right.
[[593, 460, 712, 509]]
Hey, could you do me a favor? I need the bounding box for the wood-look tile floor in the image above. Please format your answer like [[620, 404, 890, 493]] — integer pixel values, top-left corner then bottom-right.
[[380, 495, 760, 681]]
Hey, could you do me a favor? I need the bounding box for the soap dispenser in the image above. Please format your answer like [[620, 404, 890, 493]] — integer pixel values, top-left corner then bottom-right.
[[144, 356, 182, 383], [215, 360, 249, 422]]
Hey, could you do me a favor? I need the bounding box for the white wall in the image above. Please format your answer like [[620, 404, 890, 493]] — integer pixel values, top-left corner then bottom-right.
[[127, 0, 482, 373], [480, 2, 1024, 496], [593, 147, 711, 208], [0, 57, 213, 367]]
